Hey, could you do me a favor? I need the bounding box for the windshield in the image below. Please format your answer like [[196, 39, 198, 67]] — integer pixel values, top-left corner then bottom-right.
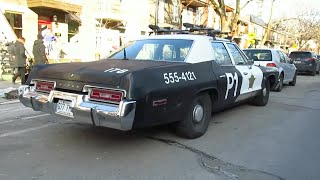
[[243, 50, 272, 61], [107, 39, 193, 62], [289, 52, 312, 59]]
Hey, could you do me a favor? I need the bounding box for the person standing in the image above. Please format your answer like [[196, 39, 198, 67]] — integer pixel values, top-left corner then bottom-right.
[[33, 34, 48, 65], [12, 37, 27, 84]]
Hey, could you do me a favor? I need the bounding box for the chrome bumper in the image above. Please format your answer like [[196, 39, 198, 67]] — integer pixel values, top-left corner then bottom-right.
[[18, 85, 136, 131]]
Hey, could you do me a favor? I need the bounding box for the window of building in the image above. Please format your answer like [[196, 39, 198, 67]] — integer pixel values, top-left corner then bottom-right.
[[172, 0, 179, 23], [188, 8, 194, 23], [196, 8, 201, 25], [5, 12, 23, 38], [158, 0, 165, 23]]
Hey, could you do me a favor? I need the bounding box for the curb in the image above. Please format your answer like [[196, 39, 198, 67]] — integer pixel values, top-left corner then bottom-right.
[[0, 99, 20, 105]]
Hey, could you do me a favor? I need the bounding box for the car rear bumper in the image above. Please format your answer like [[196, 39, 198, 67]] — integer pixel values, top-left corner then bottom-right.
[[18, 85, 136, 131], [295, 64, 315, 72]]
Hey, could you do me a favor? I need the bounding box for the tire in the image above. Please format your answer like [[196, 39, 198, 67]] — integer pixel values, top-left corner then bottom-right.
[[289, 72, 297, 86], [311, 68, 316, 76], [175, 93, 212, 139], [316, 70, 319, 74], [251, 79, 270, 106], [275, 73, 283, 92]]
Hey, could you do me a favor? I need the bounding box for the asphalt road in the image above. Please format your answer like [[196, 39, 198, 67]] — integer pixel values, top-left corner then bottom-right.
[[0, 75, 319, 180]]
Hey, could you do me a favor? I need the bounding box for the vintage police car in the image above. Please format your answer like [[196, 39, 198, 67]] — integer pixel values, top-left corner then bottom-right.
[[19, 26, 279, 139]]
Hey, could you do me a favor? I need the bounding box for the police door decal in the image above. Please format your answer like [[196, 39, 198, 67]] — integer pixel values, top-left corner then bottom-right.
[[225, 72, 239, 99], [235, 66, 263, 95]]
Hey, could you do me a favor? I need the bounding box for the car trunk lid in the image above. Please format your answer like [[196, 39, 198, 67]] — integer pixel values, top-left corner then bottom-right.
[[31, 59, 183, 91]]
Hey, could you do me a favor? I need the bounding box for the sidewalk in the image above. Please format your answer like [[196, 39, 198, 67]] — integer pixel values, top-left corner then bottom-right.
[[0, 76, 20, 104]]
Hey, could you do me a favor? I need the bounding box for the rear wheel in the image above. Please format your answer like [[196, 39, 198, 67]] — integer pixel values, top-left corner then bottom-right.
[[289, 72, 297, 86], [275, 74, 284, 92], [175, 93, 211, 139], [251, 79, 270, 106]]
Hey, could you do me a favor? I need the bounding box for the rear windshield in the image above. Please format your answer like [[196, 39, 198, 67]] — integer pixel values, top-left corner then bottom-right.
[[107, 39, 193, 62], [289, 52, 312, 58], [243, 50, 272, 61]]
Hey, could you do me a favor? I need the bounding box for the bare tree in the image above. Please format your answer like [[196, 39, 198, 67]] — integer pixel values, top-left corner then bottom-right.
[[260, 0, 275, 46], [271, 9, 320, 50], [209, 0, 254, 36]]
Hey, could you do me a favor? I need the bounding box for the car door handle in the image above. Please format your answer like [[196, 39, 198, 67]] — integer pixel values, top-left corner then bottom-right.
[[243, 72, 248, 75], [220, 75, 226, 78]]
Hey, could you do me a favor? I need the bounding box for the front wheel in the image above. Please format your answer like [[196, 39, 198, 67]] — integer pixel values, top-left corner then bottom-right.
[[251, 79, 270, 106], [175, 93, 212, 139]]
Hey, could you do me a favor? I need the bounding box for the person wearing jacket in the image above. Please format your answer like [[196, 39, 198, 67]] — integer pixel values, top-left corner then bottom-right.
[[33, 34, 48, 65], [12, 37, 27, 84]]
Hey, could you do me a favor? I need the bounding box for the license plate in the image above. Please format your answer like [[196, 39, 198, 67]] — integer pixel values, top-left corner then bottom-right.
[[56, 100, 74, 117]]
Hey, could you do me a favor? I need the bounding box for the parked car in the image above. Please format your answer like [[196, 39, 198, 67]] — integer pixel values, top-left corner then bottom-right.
[[289, 51, 320, 76], [243, 48, 297, 92], [19, 25, 279, 139]]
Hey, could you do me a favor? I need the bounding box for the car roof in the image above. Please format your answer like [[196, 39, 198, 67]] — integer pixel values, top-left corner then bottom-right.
[[290, 50, 313, 53], [243, 48, 279, 52]]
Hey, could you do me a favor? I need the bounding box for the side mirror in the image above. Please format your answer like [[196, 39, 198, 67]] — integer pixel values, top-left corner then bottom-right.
[[289, 58, 294, 64], [248, 59, 255, 65]]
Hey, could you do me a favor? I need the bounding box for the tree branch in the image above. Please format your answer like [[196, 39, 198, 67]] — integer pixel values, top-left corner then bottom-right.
[[241, 0, 254, 10], [210, 0, 222, 17]]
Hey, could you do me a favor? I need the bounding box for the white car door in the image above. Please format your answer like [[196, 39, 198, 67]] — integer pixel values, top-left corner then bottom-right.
[[276, 50, 291, 82], [281, 51, 296, 81], [226, 43, 263, 100]]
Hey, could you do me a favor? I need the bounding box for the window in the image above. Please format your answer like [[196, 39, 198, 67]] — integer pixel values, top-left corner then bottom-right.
[[211, 42, 232, 65], [5, 12, 22, 38], [196, 8, 201, 25], [243, 50, 272, 61], [289, 52, 312, 59], [108, 39, 193, 62], [188, 8, 194, 23], [227, 43, 247, 65], [277, 51, 286, 63], [280, 51, 290, 63], [136, 44, 158, 60], [172, 0, 179, 23], [158, 0, 165, 23]]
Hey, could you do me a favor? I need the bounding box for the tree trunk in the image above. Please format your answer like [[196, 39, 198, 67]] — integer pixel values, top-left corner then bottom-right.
[[260, 0, 276, 46], [221, 16, 228, 32], [230, 0, 240, 37]]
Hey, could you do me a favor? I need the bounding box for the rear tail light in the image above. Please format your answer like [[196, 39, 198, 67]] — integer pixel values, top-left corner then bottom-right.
[[307, 58, 316, 61], [89, 88, 124, 104], [266, 63, 277, 67], [35, 81, 55, 93]]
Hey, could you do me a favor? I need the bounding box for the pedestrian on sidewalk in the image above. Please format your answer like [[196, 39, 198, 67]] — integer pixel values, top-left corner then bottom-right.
[[32, 34, 48, 65], [12, 37, 27, 85]]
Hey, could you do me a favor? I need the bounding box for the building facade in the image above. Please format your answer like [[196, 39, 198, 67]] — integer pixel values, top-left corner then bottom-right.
[[1, 0, 300, 62]]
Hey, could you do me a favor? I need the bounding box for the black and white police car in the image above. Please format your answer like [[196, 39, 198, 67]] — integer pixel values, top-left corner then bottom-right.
[[19, 24, 279, 139]]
